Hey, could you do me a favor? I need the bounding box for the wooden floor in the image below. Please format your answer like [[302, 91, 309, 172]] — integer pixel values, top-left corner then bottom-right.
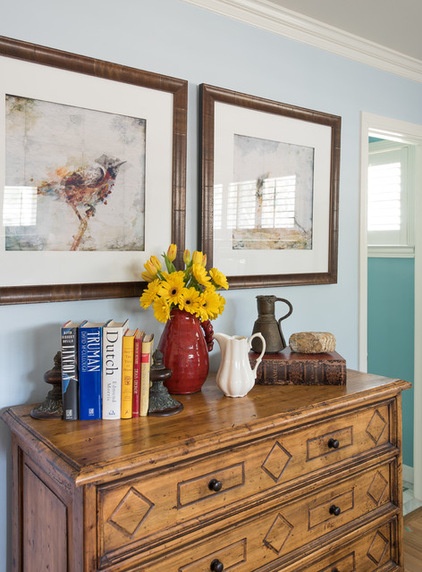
[[404, 507, 422, 571]]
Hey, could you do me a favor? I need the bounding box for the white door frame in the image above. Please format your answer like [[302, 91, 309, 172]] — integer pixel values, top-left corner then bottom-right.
[[359, 112, 422, 500]]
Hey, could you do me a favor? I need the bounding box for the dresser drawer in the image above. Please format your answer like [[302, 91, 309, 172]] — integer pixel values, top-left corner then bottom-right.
[[97, 402, 394, 565], [291, 517, 399, 572], [105, 460, 395, 570], [257, 400, 393, 491]]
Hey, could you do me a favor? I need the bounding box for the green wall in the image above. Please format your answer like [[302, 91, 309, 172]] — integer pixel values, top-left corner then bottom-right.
[[367, 257, 414, 466]]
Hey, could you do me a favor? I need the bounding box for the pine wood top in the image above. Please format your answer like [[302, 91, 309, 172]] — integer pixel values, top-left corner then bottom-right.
[[1, 370, 411, 486]]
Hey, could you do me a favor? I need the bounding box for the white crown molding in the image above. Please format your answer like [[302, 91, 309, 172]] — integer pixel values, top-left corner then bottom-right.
[[184, 0, 422, 83]]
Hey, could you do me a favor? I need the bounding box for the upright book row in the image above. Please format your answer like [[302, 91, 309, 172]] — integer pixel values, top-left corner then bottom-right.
[[60, 319, 154, 421]]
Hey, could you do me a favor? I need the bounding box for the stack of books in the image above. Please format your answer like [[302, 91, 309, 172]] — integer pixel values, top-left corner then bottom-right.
[[60, 319, 154, 421]]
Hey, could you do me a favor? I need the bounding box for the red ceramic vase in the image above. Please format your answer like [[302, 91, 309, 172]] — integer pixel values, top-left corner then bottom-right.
[[157, 309, 214, 394]]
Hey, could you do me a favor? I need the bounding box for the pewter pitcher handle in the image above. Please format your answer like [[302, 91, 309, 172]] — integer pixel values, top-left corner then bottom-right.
[[275, 298, 293, 347]]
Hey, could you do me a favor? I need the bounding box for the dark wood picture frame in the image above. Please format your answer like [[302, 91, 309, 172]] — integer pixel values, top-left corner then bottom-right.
[[200, 83, 341, 289], [0, 36, 187, 305]]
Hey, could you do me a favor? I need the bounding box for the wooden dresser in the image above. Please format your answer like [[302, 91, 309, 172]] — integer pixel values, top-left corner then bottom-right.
[[1, 370, 411, 571]]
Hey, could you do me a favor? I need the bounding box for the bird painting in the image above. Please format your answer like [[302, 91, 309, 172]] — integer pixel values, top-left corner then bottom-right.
[[37, 154, 126, 250]]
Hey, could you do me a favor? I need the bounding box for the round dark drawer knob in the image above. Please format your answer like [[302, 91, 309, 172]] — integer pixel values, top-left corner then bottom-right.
[[331, 568, 340, 572], [208, 478, 223, 492], [329, 504, 341, 516], [210, 558, 224, 572], [328, 438, 340, 449]]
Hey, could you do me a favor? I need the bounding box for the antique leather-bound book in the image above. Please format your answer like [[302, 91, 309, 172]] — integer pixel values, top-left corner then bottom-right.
[[249, 347, 347, 385]]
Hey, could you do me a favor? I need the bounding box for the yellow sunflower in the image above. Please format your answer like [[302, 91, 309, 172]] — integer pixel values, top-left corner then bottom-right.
[[209, 268, 229, 290], [152, 296, 171, 323], [192, 263, 210, 287], [139, 279, 161, 308], [178, 287, 202, 316], [199, 289, 225, 320], [160, 271, 185, 306]]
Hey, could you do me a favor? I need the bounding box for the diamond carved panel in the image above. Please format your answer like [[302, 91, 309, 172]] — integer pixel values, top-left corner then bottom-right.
[[264, 513, 294, 554], [367, 470, 389, 506], [366, 409, 387, 444], [262, 441, 292, 482], [367, 529, 389, 564], [109, 487, 154, 537]]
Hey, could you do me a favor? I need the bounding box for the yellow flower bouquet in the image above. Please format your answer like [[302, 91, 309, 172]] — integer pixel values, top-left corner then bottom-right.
[[140, 244, 229, 323]]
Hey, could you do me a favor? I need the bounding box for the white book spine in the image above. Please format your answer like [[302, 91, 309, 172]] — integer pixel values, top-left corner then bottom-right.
[[101, 320, 128, 419]]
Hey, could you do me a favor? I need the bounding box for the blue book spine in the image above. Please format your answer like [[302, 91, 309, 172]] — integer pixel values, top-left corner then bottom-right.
[[78, 322, 103, 420]]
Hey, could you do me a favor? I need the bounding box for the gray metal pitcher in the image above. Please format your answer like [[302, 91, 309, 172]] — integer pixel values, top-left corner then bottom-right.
[[251, 295, 293, 353]]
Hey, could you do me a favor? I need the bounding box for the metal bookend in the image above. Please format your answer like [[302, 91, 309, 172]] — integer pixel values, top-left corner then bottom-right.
[[148, 350, 183, 416], [31, 351, 63, 419]]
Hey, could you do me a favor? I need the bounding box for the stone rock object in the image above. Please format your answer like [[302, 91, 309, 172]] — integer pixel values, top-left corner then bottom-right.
[[289, 332, 336, 354]]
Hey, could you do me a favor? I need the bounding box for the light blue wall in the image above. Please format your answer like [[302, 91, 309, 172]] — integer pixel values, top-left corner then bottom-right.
[[1, 1, 421, 569], [368, 257, 415, 466]]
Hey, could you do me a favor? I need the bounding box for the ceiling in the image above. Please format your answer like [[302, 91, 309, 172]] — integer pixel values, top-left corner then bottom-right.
[[267, 0, 422, 61]]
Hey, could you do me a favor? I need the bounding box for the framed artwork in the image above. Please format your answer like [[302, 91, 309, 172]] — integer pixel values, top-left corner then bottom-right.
[[0, 36, 187, 304], [200, 84, 341, 288]]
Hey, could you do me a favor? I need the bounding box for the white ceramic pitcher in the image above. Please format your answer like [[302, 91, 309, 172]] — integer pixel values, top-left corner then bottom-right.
[[214, 332, 266, 397]]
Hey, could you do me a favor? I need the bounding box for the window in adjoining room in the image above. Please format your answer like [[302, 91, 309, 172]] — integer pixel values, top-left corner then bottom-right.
[[368, 138, 414, 257]]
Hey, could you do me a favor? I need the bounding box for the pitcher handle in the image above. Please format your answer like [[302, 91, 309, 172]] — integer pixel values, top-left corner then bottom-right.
[[248, 333, 266, 373], [275, 298, 293, 347], [275, 298, 293, 322], [201, 319, 214, 352]]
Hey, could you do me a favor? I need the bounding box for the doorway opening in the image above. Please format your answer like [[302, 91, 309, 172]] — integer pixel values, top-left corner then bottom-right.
[[360, 112, 422, 500]]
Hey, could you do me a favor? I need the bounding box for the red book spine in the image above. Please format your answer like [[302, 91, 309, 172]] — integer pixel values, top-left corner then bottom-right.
[[132, 331, 143, 418]]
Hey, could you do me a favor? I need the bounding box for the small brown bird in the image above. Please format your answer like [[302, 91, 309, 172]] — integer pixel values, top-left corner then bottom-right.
[[38, 154, 126, 250]]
